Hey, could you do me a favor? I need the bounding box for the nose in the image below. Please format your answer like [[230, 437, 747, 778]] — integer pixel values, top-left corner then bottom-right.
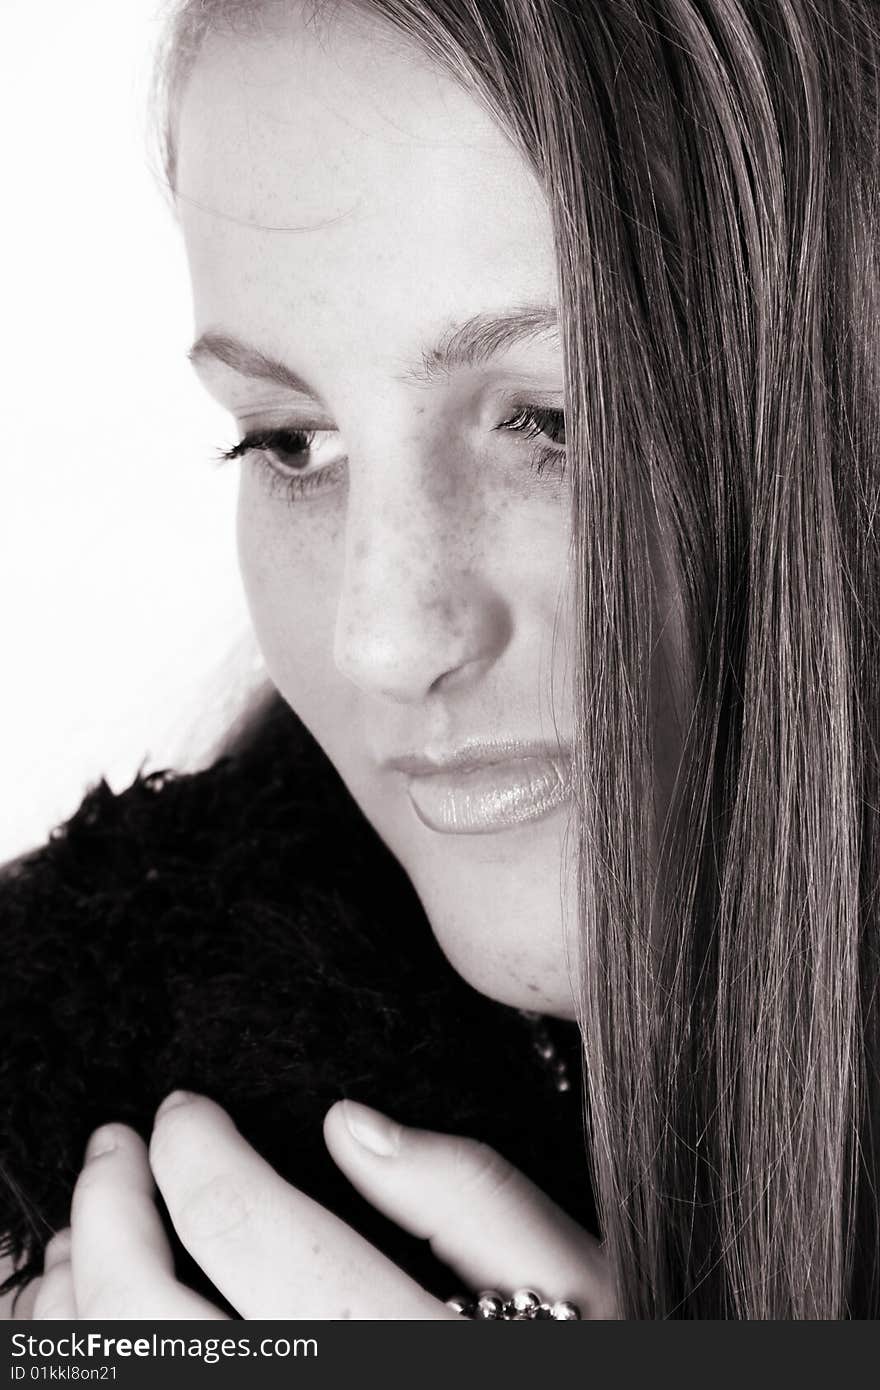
[[333, 471, 511, 704]]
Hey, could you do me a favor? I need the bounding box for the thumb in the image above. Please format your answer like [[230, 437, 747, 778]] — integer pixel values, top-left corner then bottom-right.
[[323, 1099, 617, 1318]]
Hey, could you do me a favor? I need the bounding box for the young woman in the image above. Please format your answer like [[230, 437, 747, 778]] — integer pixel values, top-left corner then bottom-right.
[[1, 0, 878, 1320]]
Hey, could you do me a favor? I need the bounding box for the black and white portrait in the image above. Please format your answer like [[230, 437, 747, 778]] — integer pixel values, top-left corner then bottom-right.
[[1, 0, 878, 1327]]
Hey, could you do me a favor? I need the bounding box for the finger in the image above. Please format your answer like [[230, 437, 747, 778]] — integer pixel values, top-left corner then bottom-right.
[[324, 1100, 618, 1318], [31, 1229, 76, 1319], [7, 1275, 43, 1321], [45, 1228, 72, 1271], [32, 1265, 75, 1320], [150, 1092, 454, 1320], [72, 1122, 227, 1320]]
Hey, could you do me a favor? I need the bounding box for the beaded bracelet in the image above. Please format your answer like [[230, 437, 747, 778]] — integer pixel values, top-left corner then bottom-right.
[[446, 1287, 582, 1320]]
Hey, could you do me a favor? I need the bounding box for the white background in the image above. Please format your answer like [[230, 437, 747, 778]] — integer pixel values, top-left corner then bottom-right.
[[0, 0, 259, 864]]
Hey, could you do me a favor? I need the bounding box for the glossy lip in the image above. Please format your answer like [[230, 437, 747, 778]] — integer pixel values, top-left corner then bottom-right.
[[385, 739, 572, 835]]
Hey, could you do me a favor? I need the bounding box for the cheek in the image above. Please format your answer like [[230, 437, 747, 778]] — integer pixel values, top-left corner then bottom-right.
[[235, 469, 575, 713], [235, 476, 344, 721]]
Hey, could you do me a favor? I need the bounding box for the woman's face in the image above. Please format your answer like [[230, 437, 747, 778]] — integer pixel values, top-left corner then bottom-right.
[[178, 13, 589, 1017]]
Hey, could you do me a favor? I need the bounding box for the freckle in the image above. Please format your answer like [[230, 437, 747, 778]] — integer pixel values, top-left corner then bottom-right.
[[423, 593, 457, 624], [526, 982, 540, 993], [311, 1242, 321, 1255], [339, 1306, 352, 1319]]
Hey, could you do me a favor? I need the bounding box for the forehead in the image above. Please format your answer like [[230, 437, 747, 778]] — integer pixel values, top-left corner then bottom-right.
[[175, 12, 557, 364]]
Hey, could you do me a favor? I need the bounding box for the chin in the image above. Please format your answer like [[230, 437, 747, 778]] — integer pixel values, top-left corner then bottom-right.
[[318, 744, 583, 1017], [402, 865, 581, 1021], [357, 788, 581, 1019]]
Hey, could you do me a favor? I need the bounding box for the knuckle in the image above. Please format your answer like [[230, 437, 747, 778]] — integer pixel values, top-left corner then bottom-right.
[[149, 1102, 256, 1248], [172, 1169, 255, 1245], [450, 1137, 519, 1203]]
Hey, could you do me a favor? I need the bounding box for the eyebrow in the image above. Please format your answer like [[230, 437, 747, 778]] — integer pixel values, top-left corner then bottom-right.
[[187, 305, 560, 395], [187, 332, 316, 396], [403, 305, 559, 384]]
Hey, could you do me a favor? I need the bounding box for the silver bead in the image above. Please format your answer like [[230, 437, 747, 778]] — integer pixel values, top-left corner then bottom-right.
[[475, 1290, 505, 1319], [445, 1294, 473, 1317], [508, 1288, 542, 1318], [550, 1300, 582, 1320]]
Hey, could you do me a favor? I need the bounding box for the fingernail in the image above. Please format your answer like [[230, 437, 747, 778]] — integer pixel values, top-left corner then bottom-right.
[[156, 1090, 193, 1118], [342, 1100, 401, 1157], [85, 1127, 117, 1161]]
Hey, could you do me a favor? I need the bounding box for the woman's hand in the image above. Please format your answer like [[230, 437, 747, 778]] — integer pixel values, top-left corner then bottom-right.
[[31, 1092, 617, 1320]]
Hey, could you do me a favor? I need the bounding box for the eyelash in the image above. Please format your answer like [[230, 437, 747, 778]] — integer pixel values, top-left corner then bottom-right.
[[216, 404, 567, 503], [499, 406, 567, 477], [217, 428, 345, 501]]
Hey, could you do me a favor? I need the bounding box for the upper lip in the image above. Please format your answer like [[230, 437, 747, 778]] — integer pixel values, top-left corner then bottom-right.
[[383, 738, 572, 777]]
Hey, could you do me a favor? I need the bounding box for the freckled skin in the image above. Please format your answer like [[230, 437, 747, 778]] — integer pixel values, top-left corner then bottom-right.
[[177, 10, 685, 1018]]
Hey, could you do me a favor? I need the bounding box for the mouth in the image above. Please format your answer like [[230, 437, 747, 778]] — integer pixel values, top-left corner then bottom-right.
[[387, 740, 572, 835]]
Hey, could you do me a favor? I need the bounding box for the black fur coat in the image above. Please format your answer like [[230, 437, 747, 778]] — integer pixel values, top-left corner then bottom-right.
[[0, 698, 595, 1311]]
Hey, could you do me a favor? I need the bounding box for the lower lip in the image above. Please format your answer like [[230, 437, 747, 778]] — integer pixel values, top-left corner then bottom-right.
[[404, 755, 570, 835]]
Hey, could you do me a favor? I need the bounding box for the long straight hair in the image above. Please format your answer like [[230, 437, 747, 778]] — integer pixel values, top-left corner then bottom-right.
[[157, 0, 880, 1318]]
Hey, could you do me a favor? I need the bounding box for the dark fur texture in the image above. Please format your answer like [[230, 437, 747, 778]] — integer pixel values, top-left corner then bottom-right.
[[0, 699, 594, 1312]]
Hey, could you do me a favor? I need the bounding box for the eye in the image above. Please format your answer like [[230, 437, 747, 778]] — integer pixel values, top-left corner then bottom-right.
[[496, 405, 567, 479], [498, 405, 566, 446], [217, 425, 347, 500]]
